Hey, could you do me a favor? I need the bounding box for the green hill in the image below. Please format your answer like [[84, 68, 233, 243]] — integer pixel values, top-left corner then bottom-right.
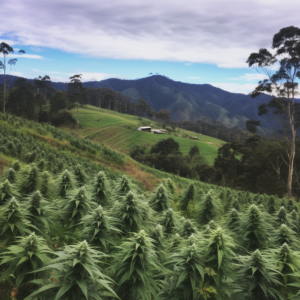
[[65, 105, 225, 166]]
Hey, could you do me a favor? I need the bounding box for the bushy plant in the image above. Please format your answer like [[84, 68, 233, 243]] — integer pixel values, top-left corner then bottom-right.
[[0, 179, 20, 204], [111, 191, 151, 233], [178, 182, 195, 212], [196, 189, 222, 226], [90, 171, 110, 206], [178, 217, 198, 238], [61, 186, 94, 226], [161, 240, 205, 300], [159, 208, 179, 235], [26, 240, 117, 300], [18, 164, 39, 194], [235, 249, 283, 300], [0, 197, 31, 242], [74, 164, 87, 186], [0, 232, 51, 290], [149, 183, 171, 212], [55, 169, 77, 197], [112, 230, 162, 300], [204, 227, 236, 299], [82, 205, 121, 251], [273, 206, 292, 228]]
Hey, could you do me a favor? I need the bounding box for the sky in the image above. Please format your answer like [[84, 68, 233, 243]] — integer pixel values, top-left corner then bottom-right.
[[0, 0, 299, 94]]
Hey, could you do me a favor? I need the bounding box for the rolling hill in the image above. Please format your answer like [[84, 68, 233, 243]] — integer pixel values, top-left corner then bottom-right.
[[64, 105, 225, 166]]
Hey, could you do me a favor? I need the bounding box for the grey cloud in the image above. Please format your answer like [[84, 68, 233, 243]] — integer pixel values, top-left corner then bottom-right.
[[1, 0, 299, 67]]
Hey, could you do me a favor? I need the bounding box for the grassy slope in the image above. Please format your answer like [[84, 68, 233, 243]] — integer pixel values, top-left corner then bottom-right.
[[66, 106, 225, 165]]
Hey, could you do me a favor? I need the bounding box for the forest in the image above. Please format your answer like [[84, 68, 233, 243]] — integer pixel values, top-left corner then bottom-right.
[[0, 112, 300, 300]]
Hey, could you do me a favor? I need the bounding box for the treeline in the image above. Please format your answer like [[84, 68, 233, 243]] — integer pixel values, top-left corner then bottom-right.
[[1, 109, 300, 300], [131, 138, 205, 178], [172, 119, 256, 143], [0, 76, 171, 126], [199, 135, 300, 198]]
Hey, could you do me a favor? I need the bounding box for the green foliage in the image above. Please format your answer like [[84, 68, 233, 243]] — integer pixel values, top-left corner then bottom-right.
[[61, 186, 94, 226], [236, 249, 283, 300], [0, 232, 51, 288], [178, 182, 195, 211], [56, 169, 77, 197], [112, 230, 162, 300], [26, 240, 117, 300], [82, 205, 121, 251], [18, 165, 39, 194], [0, 197, 31, 241], [150, 183, 171, 212], [74, 164, 87, 186], [90, 171, 110, 206], [111, 191, 151, 233], [161, 240, 205, 300], [196, 189, 222, 225], [239, 204, 271, 251], [0, 179, 19, 204]]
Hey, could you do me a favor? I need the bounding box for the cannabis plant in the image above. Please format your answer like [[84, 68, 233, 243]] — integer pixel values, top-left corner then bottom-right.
[[149, 183, 171, 212], [74, 164, 87, 186], [0, 197, 31, 242], [239, 204, 271, 251], [196, 189, 222, 226], [82, 205, 121, 251], [235, 249, 283, 300], [40, 171, 53, 198], [273, 206, 292, 228], [226, 208, 240, 232], [273, 224, 300, 250], [0, 179, 20, 204], [178, 217, 198, 238], [111, 191, 151, 233], [55, 169, 77, 197], [90, 171, 110, 206], [0, 232, 51, 289], [61, 186, 95, 226], [159, 208, 179, 235], [25, 190, 52, 232], [205, 227, 237, 299], [6, 167, 16, 183], [26, 240, 117, 300], [18, 165, 39, 195], [178, 182, 195, 212], [161, 240, 205, 300], [112, 230, 163, 300]]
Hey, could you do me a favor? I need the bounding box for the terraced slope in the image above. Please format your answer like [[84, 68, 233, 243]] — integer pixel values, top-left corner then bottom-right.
[[65, 106, 225, 165]]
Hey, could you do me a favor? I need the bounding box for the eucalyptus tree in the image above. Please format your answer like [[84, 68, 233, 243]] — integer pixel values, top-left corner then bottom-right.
[[68, 74, 85, 128], [247, 26, 300, 198], [0, 42, 25, 113]]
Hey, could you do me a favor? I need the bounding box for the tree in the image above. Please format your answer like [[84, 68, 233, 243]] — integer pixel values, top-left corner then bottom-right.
[[50, 90, 67, 115], [246, 119, 260, 133], [68, 74, 85, 128], [247, 26, 300, 198], [0, 42, 25, 114]]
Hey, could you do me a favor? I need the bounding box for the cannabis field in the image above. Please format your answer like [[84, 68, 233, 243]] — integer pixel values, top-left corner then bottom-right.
[[1, 113, 300, 300]]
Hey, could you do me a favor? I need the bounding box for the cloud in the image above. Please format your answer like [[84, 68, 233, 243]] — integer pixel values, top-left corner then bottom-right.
[[0, 0, 299, 68], [228, 73, 268, 81], [210, 82, 258, 94], [9, 53, 45, 59]]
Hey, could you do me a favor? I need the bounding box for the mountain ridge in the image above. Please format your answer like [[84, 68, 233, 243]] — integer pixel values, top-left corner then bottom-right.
[[0, 74, 281, 133]]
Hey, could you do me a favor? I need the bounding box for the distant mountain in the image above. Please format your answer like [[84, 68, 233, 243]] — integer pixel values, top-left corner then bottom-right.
[[0, 74, 281, 133]]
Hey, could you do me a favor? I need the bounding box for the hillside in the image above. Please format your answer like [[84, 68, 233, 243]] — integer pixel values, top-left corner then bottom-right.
[[0, 112, 299, 300], [63, 105, 225, 166], [1, 74, 279, 134]]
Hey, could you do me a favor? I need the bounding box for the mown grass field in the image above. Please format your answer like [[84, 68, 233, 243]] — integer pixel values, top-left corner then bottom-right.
[[67, 106, 225, 165]]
